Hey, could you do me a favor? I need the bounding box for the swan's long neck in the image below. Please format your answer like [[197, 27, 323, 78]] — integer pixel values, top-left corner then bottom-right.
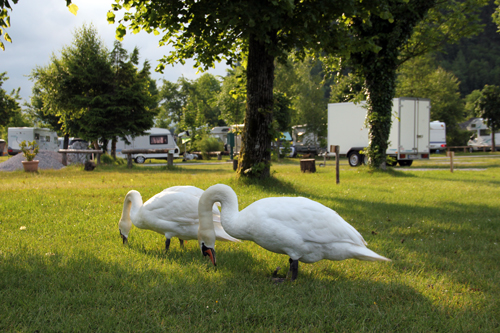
[[198, 184, 240, 247], [118, 191, 143, 237]]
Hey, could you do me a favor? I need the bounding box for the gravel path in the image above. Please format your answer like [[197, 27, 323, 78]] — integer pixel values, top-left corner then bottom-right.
[[0, 151, 65, 171]]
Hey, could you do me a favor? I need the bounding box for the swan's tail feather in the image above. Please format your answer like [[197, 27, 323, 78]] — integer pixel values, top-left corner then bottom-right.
[[353, 247, 391, 262]]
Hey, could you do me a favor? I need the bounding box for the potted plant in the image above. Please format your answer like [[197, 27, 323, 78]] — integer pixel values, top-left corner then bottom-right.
[[20, 140, 39, 172]]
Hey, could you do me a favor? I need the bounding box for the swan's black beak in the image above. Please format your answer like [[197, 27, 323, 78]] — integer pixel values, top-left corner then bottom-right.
[[202, 243, 216, 266], [120, 230, 128, 244]]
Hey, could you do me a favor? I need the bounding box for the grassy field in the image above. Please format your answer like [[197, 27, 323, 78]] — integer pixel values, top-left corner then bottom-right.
[[1, 154, 499, 331]]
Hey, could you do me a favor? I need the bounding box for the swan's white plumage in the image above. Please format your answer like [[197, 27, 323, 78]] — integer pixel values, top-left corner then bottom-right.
[[119, 186, 238, 245], [198, 184, 390, 268]]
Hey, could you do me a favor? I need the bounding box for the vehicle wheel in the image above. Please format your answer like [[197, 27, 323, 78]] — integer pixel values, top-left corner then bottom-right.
[[135, 156, 146, 164], [348, 151, 361, 167], [398, 160, 413, 167]]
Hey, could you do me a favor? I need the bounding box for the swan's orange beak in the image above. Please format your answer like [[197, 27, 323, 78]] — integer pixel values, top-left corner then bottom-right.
[[202, 243, 216, 266]]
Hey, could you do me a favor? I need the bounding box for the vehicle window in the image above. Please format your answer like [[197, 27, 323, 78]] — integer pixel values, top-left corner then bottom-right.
[[46, 136, 50, 142], [480, 129, 491, 136], [150, 135, 168, 144], [35, 133, 40, 140]]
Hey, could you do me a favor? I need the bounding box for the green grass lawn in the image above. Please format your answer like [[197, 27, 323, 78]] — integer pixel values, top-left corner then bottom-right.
[[1, 156, 499, 331]]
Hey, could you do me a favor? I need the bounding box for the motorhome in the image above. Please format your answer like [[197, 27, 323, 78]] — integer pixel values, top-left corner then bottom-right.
[[327, 98, 430, 167], [111, 128, 181, 163], [429, 121, 446, 152], [8, 127, 59, 154], [466, 118, 500, 151]]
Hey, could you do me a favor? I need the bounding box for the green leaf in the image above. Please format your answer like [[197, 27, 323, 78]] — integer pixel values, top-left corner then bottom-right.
[[107, 11, 116, 24], [116, 23, 126, 41], [67, 3, 78, 16], [4, 32, 11, 43], [0, 40, 4, 51]]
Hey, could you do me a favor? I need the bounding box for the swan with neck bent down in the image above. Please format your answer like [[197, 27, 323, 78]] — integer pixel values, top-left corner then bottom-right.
[[198, 184, 390, 280], [119, 186, 238, 251]]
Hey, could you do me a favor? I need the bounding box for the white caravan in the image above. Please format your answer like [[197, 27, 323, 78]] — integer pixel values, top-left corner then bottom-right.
[[112, 128, 181, 163], [8, 127, 59, 154], [327, 97, 430, 167], [466, 118, 500, 151], [429, 121, 446, 152]]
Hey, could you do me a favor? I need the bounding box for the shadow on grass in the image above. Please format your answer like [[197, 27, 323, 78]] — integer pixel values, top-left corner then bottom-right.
[[0, 249, 458, 332]]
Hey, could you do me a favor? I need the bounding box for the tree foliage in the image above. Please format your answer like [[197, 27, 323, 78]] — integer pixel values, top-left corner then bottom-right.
[[30, 24, 157, 151], [476, 84, 500, 150], [0, 72, 20, 127]]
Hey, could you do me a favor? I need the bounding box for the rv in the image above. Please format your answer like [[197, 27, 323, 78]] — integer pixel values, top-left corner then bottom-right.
[[327, 98, 430, 167], [8, 127, 59, 154], [466, 118, 500, 151], [112, 128, 181, 163], [429, 121, 446, 152]]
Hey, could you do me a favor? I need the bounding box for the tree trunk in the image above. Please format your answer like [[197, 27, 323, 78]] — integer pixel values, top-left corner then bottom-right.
[[237, 33, 275, 179], [111, 137, 117, 159], [364, 61, 397, 170]]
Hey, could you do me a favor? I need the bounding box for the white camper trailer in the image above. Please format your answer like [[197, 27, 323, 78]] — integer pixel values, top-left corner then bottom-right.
[[429, 121, 446, 152], [466, 118, 500, 151], [327, 98, 430, 167], [8, 127, 59, 154], [112, 128, 180, 163]]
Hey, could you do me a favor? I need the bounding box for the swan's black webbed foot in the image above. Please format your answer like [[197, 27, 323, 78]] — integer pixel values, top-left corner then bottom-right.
[[165, 238, 171, 252], [289, 258, 299, 281], [179, 239, 185, 248]]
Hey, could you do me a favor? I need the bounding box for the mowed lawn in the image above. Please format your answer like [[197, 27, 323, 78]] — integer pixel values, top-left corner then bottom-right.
[[0, 155, 499, 332]]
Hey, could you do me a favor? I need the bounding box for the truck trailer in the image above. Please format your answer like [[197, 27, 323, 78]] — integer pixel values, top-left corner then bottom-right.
[[327, 98, 430, 167]]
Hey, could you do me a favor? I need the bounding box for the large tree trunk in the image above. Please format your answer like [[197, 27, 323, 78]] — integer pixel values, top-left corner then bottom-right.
[[364, 60, 397, 170], [237, 33, 275, 179]]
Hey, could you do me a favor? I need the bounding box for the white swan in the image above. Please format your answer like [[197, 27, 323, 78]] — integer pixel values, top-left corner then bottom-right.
[[198, 184, 390, 280], [119, 186, 238, 251]]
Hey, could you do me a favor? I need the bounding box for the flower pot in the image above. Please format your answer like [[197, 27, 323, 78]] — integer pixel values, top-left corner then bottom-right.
[[22, 160, 39, 172]]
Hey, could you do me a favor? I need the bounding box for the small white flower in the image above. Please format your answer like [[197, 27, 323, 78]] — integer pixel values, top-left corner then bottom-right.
[[20, 226, 26, 231]]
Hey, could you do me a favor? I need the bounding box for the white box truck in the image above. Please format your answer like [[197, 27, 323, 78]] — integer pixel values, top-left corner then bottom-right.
[[327, 97, 430, 167], [112, 128, 181, 163], [429, 121, 446, 152], [8, 127, 59, 154]]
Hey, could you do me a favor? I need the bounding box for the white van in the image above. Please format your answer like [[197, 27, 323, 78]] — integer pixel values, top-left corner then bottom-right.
[[112, 128, 181, 163], [8, 127, 59, 154], [429, 121, 446, 152]]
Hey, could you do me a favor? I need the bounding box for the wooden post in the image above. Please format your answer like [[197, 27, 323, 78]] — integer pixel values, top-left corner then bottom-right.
[[167, 152, 174, 166], [447, 151, 454, 173], [127, 154, 133, 168], [330, 145, 340, 184], [62, 152, 67, 166]]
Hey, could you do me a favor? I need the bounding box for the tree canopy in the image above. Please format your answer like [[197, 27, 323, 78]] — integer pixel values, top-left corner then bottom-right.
[[108, 0, 387, 178], [476, 84, 500, 150]]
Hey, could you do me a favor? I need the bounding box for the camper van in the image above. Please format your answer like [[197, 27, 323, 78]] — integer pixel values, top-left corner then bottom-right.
[[466, 118, 500, 151], [112, 128, 181, 163], [429, 121, 446, 152], [8, 127, 59, 154]]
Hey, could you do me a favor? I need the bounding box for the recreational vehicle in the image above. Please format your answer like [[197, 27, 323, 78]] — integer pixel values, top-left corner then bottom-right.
[[429, 121, 446, 152], [112, 128, 181, 163], [8, 127, 59, 154], [466, 118, 500, 151]]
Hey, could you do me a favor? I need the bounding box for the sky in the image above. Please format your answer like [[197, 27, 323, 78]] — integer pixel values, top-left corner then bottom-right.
[[1, 0, 229, 104]]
